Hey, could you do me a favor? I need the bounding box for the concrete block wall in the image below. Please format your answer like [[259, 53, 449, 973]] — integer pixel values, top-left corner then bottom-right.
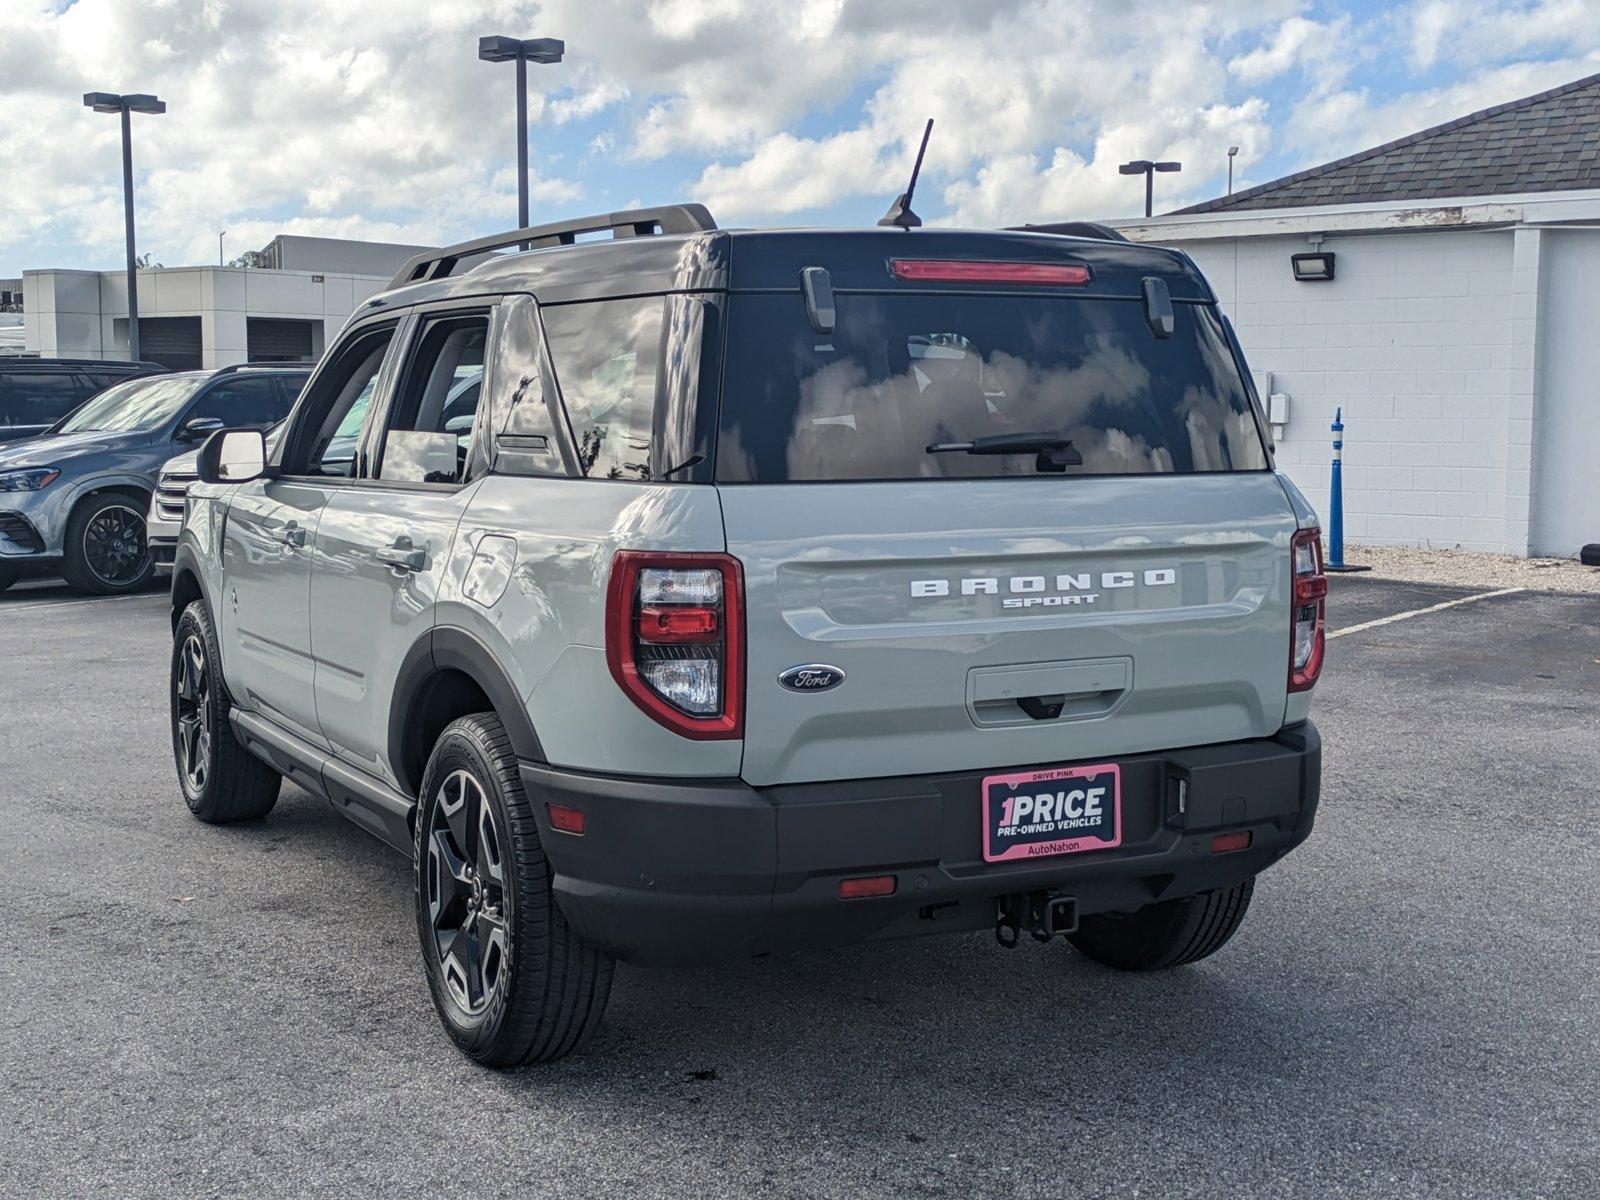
[[1180, 228, 1527, 554]]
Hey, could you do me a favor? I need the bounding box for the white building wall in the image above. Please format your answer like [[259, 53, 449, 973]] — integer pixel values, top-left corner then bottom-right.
[[1178, 228, 1526, 553], [1529, 228, 1600, 556], [23, 265, 387, 368]]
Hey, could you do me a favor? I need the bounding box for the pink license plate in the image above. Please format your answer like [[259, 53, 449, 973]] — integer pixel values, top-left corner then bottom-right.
[[981, 763, 1122, 863]]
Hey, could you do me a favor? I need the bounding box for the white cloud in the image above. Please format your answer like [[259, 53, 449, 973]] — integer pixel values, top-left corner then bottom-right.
[[6, 0, 1600, 276]]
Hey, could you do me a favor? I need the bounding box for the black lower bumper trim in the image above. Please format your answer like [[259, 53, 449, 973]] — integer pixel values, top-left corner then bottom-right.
[[523, 722, 1321, 966]]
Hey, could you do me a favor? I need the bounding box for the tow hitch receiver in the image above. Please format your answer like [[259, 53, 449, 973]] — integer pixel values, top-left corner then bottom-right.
[[995, 892, 1079, 947]]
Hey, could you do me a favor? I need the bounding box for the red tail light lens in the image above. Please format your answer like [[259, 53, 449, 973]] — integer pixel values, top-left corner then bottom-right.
[[890, 259, 1092, 286], [606, 551, 744, 739], [1289, 528, 1327, 693]]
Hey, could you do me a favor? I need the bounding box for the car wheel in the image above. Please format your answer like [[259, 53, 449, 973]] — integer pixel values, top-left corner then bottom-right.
[[171, 599, 281, 823], [415, 712, 614, 1068], [1068, 878, 1255, 971], [62, 492, 155, 595]]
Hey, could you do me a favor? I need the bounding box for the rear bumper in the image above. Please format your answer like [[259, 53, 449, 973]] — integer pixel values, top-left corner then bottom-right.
[[524, 721, 1322, 966]]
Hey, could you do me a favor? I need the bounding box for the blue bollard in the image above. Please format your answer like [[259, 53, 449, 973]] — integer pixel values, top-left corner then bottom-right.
[[1325, 406, 1369, 573], [1328, 407, 1345, 566]]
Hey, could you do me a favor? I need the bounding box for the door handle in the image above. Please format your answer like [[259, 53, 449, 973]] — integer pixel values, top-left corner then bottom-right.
[[376, 537, 426, 572], [278, 522, 307, 549]]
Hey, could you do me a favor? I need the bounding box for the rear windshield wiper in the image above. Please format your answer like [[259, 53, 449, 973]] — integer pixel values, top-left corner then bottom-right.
[[926, 431, 1083, 471]]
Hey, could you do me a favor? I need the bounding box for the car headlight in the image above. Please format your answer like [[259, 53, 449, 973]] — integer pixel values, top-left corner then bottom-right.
[[0, 468, 61, 492]]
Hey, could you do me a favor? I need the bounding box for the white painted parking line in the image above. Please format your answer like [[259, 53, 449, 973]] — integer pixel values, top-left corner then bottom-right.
[[1, 593, 164, 615], [1329, 586, 1526, 639]]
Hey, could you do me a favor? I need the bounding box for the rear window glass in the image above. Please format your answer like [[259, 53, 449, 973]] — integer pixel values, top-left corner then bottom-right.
[[542, 297, 666, 480], [715, 294, 1269, 483]]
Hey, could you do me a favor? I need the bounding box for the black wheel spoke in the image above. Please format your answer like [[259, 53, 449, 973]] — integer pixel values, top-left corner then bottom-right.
[[427, 766, 509, 1017], [174, 632, 211, 792], [83, 504, 149, 585]]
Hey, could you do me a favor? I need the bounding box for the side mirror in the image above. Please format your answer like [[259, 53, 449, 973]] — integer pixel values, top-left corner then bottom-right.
[[178, 415, 225, 443], [197, 428, 269, 484]]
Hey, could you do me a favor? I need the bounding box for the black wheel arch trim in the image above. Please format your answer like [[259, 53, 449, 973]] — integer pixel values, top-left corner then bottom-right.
[[389, 625, 546, 798], [169, 543, 215, 629]]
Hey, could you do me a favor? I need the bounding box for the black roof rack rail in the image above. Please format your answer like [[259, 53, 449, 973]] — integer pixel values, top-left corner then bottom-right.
[[389, 203, 718, 289], [212, 361, 315, 375], [1008, 221, 1129, 243]]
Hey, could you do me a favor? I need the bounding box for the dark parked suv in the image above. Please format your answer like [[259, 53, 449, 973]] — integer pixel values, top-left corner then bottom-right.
[[0, 363, 309, 594], [0, 357, 168, 444]]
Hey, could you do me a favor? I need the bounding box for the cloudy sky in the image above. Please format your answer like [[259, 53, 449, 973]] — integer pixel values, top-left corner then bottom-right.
[[3, 0, 1599, 277]]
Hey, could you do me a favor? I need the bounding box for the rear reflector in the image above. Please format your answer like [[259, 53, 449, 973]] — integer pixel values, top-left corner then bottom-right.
[[547, 803, 586, 835], [890, 259, 1092, 286], [1211, 831, 1252, 854], [838, 875, 897, 900]]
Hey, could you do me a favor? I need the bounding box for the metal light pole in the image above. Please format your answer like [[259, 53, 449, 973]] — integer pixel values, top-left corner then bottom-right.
[[1118, 158, 1182, 218], [219, 230, 226, 266], [84, 92, 165, 362], [478, 35, 564, 230], [1227, 146, 1239, 195]]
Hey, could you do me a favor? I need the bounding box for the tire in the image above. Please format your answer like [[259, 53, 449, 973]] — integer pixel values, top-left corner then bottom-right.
[[1068, 878, 1255, 971], [415, 713, 613, 1068], [171, 599, 281, 823], [62, 491, 155, 595]]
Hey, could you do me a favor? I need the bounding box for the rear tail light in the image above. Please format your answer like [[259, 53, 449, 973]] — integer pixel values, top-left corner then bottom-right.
[[1289, 527, 1327, 692], [606, 551, 744, 739], [889, 259, 1092, 286]]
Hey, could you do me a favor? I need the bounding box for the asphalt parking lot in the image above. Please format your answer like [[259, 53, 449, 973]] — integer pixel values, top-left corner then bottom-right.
[[1, 574, 1595, 1199]]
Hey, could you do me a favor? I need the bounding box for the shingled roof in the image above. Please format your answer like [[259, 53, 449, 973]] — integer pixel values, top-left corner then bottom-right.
[[1176, 72, 1600, 215]]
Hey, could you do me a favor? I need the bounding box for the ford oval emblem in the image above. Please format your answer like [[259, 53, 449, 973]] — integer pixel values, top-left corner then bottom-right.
[[779, 664, 846, 693]]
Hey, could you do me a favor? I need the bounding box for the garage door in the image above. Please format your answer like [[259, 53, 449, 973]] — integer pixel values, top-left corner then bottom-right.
[[247, 318, 316, 362], [137, 317, 203, 370]]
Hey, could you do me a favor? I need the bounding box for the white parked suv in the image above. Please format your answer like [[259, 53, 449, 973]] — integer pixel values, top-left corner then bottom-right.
[[167, 205, 1326, 1068]]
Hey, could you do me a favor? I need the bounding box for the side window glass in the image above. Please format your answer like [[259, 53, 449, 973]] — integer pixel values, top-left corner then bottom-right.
[[3, 373, 96, 426], [282, 327, 396, 478], [486, 295, 564, 478], [542, 297, 666, 480], [377, 313, 489, 485], [186, 376, 289, 428]]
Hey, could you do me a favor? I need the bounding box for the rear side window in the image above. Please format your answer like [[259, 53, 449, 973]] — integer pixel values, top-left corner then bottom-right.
[[1, 372, 95, 427], [542, 297, 666, 480], [188, 375, 293, 428], [715, 294, 1269, 483]]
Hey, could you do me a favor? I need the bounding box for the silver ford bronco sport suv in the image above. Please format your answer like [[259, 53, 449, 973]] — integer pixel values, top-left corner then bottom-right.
[[168, 205, 1326, 1068]]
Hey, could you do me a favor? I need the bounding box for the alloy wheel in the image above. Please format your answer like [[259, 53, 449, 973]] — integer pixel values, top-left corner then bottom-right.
[[426, 769, 510, 1015], [173, 631, 211, 793], [82, 503, 150, 587]]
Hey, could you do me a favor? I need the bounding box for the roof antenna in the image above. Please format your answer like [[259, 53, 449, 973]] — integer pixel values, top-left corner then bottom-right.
[[878, 118, 933, 229]]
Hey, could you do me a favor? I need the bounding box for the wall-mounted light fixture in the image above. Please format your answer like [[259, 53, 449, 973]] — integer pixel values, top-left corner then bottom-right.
[[1291, 251, 1336, 282]]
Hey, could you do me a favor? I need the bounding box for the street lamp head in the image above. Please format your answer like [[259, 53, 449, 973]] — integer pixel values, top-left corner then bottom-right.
[[83, 92, 165, 115], [1227, 145, 1239, 157], [478, 35, 522, 62], [522, 37, 564, 63], [479, 35, 564, 64], [1118, 160, 1152, 175], [1153, 161, 1182, 173]]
